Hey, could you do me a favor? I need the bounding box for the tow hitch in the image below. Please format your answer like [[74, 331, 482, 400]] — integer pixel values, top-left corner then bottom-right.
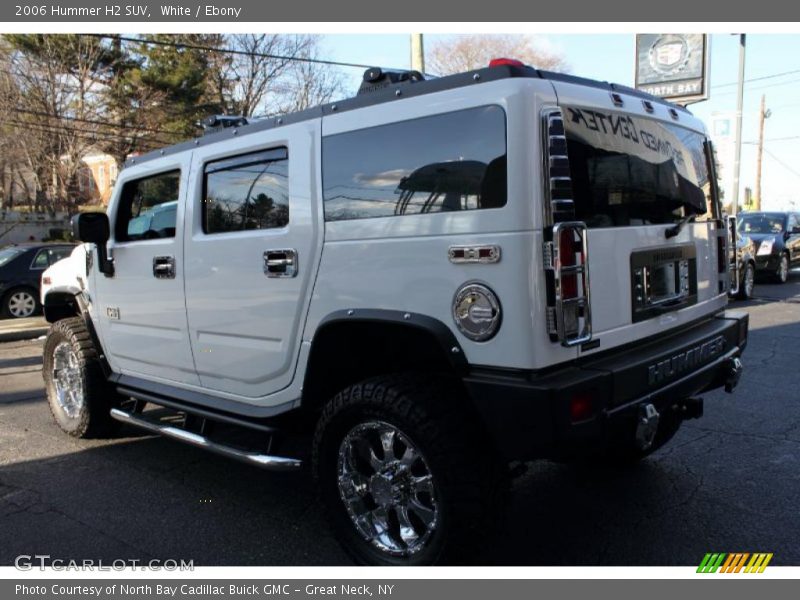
[[724, 356, 743, 393], [635, 403, 660, 451]]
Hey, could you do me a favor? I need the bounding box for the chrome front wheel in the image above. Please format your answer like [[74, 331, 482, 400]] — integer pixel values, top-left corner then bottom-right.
[[337, 421, 439, 557], [52, 341, 85, 419]]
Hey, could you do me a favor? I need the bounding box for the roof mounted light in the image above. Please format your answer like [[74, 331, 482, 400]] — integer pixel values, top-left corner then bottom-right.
[[489, 58, 525, 68]]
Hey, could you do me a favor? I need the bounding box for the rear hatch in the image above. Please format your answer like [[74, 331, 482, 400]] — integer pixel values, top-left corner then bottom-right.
[[544, 81, 728, 359]]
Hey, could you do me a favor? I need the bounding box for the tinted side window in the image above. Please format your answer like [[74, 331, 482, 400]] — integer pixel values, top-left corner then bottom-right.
[[49, 247, 73, 263], [322, 106, 507, 222], [203, 148, 289, 234], [116, 170, 180, 242], [32, 250, 49, 269]]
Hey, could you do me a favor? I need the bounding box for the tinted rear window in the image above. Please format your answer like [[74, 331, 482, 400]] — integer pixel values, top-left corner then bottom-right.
[[323, 106, 507, 221], [563, 106, 713, 228]]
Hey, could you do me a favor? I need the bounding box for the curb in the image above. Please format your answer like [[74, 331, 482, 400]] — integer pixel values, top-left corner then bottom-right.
[[0, 322, 49, 343]]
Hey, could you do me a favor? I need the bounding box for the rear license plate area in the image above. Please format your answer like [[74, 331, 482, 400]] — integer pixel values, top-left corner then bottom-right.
[[631, 244, 698, 323]]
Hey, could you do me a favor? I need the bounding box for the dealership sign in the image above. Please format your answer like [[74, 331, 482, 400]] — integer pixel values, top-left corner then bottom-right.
[[635, 34, 709, 104]]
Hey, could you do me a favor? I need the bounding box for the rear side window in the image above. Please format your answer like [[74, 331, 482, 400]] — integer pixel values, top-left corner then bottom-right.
[[32, 250, 50, 269], [116, 170, 180, 242], [322, 106, 507, 221], [32, 247, 73, 268], [203, 148, 289, 234], [562, 106, 713, 228]]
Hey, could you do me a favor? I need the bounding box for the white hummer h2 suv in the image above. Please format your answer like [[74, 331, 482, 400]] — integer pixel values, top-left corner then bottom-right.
[[41, 60, 748, 565]]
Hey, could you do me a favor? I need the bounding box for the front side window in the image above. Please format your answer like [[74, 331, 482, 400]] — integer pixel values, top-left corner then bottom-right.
[[116, 170, 180, 241], [322, 106, 507, 221], [562, 106, 714, 228], [203, 148, 289, 234]]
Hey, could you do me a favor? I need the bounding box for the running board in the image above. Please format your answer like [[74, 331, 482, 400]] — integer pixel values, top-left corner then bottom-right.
[[109, 408, 302, 471]]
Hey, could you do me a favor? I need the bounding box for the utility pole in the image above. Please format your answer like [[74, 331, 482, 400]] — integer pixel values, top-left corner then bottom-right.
[[411, 34, 425, 73], [755, 94, 770, 211], [732, 34, 746, 216]]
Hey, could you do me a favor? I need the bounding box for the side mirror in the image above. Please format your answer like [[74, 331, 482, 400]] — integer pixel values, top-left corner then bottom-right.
[[71, 213, 114, 276]]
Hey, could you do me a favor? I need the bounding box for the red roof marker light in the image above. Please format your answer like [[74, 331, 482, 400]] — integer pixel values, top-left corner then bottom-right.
[[489, 58, 525, 68]]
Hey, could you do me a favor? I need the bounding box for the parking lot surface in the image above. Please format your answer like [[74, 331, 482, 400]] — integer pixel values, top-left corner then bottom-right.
[[1, 274, 798, 566]]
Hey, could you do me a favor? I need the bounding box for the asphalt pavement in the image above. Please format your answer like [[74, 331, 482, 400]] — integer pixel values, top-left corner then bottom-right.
[[0, 274, 798, 566]]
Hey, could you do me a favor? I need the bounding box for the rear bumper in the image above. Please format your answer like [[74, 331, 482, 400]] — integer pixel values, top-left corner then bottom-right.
[[464, 311, 749, 460]]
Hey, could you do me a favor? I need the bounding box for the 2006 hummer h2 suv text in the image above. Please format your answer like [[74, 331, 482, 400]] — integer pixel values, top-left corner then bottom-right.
[[40, 59, 748, 565]]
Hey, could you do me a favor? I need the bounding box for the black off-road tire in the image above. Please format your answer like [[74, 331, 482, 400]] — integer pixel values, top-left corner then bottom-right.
[[736, 262, 755, 300], [775, 253, 790, 284], [312, 374, 507, 565], [42, 317, 121, 438]]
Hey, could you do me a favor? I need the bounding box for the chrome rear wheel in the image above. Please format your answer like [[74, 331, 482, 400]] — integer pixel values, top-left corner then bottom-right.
[[337, 421, 439, 557]]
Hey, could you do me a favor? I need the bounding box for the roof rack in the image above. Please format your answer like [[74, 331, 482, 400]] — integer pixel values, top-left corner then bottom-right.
[[201, 115, 249, 135], [125, 64, 693, 169]]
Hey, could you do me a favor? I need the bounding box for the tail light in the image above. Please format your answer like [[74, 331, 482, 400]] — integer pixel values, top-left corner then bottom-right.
[[545, 222, 592, 347], [569, 391, 594, 422], [726, 215, 739, 295]]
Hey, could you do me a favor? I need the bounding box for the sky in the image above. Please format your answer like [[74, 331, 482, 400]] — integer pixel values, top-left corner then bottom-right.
[[319, 33, 800, 212]]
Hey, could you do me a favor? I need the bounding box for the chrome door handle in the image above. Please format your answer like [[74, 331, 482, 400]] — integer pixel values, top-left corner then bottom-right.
[[264, 249, 298, 278], [153, 256, 176, 279]]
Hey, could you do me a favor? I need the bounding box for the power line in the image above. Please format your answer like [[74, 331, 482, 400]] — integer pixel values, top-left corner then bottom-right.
[[5, 106, 179, 141], [714, 76, 800, 97], [0, 118, 163, 150], [712, 68, 800, 89], [763, 148, 800, 179], [86, 34, 379, 71]]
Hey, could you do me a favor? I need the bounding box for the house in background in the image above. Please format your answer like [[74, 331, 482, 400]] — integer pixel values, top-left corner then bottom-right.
[[77, 149, 118, 206]]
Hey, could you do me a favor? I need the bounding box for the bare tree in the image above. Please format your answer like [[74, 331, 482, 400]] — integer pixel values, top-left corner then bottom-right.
[[270, 46, 346, 114], [209, 34, 312, 117], [208, 34, 345, 118], [0, 35, 115, 212], [426, 34, 569, 76]]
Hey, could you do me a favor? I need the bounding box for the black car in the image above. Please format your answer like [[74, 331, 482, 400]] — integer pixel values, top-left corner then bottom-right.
[[738, 211, 800, 284], [0, 243, 76, 319]]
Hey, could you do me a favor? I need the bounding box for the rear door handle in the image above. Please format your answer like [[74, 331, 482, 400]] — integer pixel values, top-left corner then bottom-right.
[[153, 256, 176, 279], [264, 249, 298, 278]]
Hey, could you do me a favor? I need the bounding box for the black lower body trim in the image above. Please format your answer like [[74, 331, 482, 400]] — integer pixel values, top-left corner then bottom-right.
[[464, 311, 749, 461]]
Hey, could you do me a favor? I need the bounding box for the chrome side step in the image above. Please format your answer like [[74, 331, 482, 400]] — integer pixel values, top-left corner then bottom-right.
[[109, 408, 302, 471]]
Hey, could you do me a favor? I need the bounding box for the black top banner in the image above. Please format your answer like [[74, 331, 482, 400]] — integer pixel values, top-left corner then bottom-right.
[[3, 0, 800, 22]]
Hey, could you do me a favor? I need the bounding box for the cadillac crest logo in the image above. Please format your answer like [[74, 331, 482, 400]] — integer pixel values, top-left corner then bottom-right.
[[649, 35, 691, 76]]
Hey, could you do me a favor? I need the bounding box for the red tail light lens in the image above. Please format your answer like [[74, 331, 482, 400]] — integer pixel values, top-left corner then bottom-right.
[[569, 391, 594, 422], [489, 58, 525, 68], [559, 229, 579, 299]]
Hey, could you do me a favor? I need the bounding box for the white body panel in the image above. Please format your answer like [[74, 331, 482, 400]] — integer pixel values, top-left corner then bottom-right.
[[52, 73, 729, 413], [93, 155, 199, 385], [182, 120, 322, 397], [549, 81, 727, 357], [40, 244, 87, 303]]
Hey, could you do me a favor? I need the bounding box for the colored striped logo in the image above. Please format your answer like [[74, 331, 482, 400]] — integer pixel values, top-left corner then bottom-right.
[[697, 553, 773, 573]]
